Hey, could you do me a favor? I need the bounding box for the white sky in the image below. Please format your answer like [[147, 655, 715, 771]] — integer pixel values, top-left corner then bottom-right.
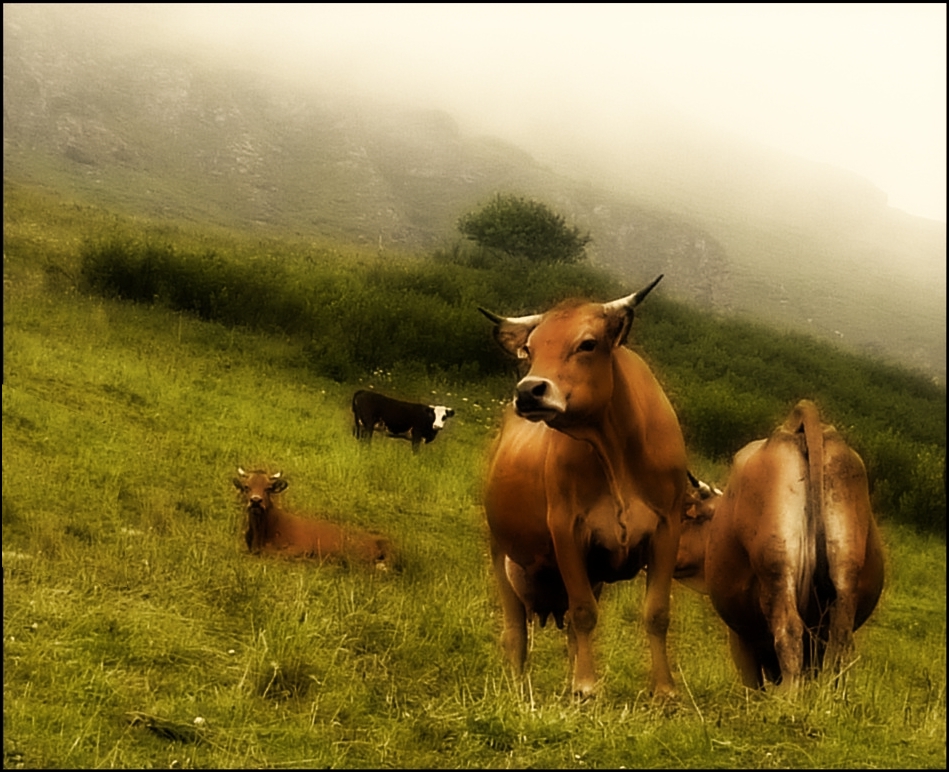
[[163, 3, 946, 222]]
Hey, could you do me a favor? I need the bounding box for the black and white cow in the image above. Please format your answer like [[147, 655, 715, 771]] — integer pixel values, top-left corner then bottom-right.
[[352, 389, 454, 452]]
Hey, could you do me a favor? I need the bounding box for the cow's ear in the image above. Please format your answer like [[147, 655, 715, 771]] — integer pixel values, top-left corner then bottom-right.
[[233, 477, 245, 491], [479, 307, 541, 359], [494, 320, 534, 358], [271, 478, 289, 493], [606, 308, 634, 348]]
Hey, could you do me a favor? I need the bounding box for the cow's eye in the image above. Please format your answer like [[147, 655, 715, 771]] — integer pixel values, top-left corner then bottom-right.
[[578, 339, 597, 353]]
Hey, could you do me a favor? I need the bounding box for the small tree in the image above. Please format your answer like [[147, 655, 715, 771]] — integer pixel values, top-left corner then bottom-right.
[[457, 194, 590, 264]]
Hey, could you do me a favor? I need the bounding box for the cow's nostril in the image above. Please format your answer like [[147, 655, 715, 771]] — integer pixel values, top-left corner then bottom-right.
[[531, 382, 547, 397]]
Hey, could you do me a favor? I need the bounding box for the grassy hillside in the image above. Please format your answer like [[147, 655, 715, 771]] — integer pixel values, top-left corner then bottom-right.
[[6, 181, 945, 532], [4, 3, 945, 383], [3, 182, 946, 768]]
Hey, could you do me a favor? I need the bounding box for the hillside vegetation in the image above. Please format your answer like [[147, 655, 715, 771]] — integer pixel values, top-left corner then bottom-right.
[[3, 182, 946, 769], [5, 180, 935, 534], [4, 3, 945, 382]]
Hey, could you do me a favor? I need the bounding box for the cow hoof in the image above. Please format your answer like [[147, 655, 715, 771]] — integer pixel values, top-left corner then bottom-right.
[[652, 684, 678, 703], [572, 680, 598, 701]]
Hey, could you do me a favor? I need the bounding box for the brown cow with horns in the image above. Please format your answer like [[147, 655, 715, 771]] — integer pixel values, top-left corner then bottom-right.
[[675, 401, 885, 691], [479, 275, 687, 698], [233, 468, 395, 569]]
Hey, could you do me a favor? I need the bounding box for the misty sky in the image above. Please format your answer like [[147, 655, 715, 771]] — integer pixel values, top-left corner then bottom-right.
[[139, 4, 945, 222]]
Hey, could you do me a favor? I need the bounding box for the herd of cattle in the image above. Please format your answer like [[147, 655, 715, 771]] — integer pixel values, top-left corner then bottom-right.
[[234, 274, 884, 697]]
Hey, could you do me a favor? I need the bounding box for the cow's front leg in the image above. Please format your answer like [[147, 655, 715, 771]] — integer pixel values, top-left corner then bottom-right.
[[643, 504, 678, 699], [490, 537, 528, 675], [547, 513, 599, 698]]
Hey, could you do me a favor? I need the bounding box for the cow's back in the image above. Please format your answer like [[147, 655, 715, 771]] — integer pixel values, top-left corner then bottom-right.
[[704, 438, 795, 636]]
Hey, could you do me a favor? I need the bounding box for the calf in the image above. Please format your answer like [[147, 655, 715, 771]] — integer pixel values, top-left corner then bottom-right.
[[352, 389, 454, 452], [674, 402, 885, 691], [233, 468, 395, 569]]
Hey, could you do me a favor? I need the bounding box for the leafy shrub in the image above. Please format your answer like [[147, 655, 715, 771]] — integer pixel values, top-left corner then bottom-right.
[[676, 378, 778, 460], [858, 430, 947, 534], [457, 194, 591, 264]]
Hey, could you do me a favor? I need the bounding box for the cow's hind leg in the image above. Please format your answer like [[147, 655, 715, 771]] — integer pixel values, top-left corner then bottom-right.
[[822, 450, 880, 675], [354, 419, 373, 443], [760, 571, 805, 693], [728, 629, 765, 689]]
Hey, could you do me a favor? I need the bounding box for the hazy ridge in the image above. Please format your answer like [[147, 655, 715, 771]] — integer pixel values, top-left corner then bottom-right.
[[3, 5, 944, 380]]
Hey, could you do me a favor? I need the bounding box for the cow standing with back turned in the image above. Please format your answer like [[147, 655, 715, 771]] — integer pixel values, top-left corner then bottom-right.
[[479, 275, 688, 699], [675, 400, 885, 691]]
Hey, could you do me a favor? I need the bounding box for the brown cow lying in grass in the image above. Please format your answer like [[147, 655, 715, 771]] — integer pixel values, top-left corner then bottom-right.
[[233, 467, 396, 570]]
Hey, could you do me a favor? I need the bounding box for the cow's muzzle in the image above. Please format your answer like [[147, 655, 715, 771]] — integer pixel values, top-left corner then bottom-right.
[[514, 377, 566, 421]]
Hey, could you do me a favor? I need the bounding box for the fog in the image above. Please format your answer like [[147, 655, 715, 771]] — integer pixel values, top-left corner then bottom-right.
[[129, 2, 946, 223], [8, 3, 945, 222]]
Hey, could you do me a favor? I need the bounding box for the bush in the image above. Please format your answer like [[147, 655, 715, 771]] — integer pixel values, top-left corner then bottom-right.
[[457, 194, 590, 264], [79, 235, 621, 383], [858, 430, 947, 534], [676, 379, 778, 460]]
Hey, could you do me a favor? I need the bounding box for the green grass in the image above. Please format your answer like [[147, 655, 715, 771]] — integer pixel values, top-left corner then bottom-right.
[[3, 187, 946, 768]]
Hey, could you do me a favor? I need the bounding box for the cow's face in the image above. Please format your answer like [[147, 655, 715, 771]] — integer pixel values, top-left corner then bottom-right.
[[510, 302, 625, 428], [480, 277, 663, 431], [674, 475, 722, 593], [233, 468, 288, 512], [430, 405, 455, 430]]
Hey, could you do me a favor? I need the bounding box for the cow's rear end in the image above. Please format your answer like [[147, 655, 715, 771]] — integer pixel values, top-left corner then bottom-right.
[[701, 401, 884, 690]]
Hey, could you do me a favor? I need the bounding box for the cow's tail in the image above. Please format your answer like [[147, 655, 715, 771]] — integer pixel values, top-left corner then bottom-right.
[[785, 400, 828, 615]]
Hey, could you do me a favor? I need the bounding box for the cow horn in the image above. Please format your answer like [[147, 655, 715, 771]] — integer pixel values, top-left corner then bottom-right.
[[602, 274, 664, 314], [270, 471, 282, 480], [478, 307, 543, 328], [237, 467, 247, 477], [478, 307, 503, 324]]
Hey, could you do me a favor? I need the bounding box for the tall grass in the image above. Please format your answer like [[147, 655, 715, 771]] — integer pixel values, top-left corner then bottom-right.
[[3, 183, 946, 767]]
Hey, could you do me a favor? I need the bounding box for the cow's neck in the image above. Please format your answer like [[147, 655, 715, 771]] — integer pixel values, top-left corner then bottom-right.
[[248, 506, 281, 549], [561, 371, 645, 544]]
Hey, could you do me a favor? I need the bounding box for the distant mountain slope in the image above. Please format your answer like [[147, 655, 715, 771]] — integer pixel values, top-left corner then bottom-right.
[[3, 5, 944, 381]]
